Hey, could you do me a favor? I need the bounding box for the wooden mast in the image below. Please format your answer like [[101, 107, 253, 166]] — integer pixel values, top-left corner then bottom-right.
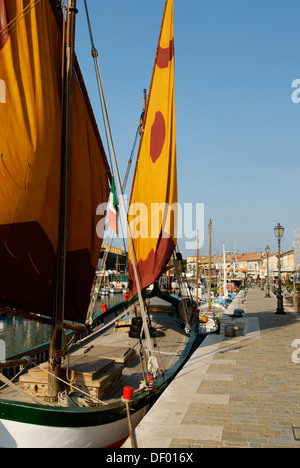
[[196, 231, 199, 308], [208, 219, 212, 312], [47, 0, 77, 402]]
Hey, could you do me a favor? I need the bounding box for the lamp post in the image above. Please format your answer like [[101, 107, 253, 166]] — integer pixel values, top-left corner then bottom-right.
[[261, 255, 265, 290], [265, 245, 271, 298], [274, 223, 285, 314]]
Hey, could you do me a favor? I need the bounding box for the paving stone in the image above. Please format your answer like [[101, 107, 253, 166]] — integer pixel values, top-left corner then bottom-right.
[[122, 288, 300, 448]]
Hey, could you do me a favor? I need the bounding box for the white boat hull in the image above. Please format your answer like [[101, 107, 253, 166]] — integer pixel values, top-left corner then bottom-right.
[[0, 406, 148, 448], [198, 318, 219, 335]]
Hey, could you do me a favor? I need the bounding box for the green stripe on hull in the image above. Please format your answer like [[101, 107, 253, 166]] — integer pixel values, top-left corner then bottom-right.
[[0, 395, 151, 428], [0, 326, 198, 430]]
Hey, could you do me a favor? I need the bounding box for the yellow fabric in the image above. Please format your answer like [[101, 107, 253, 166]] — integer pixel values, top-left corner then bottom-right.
[[0, 0, 62, 247], [0, 0, 109, 265], [0, 0, 110, 322], [128, 0, 177, 281]]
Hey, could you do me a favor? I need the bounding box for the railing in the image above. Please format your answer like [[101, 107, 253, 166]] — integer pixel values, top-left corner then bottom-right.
[[1, 300, 129, 381]]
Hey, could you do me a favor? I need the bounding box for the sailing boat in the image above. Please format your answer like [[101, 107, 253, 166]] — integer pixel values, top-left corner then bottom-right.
[[197, 221, 225, 334], [0, 0, 197, 448]]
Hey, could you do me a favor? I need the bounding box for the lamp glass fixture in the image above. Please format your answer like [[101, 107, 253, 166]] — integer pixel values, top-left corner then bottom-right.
[[274, 223, 284, 239]]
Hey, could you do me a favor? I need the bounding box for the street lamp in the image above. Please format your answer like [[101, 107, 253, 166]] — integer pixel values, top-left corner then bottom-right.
[[261, 254, 265, 290], [274, 223, 285, 314], [265, 245, 271, 298], [260, 255, 265, 291]]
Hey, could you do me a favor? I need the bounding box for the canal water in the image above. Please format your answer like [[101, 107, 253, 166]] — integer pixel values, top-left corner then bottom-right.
[[0, 295, 125, 358]]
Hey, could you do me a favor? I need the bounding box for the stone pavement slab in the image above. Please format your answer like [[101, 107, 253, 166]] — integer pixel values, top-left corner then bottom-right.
[[122, 287, 300, 448]]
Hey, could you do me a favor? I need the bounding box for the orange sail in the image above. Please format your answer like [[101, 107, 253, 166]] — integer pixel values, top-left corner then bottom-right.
[[0, 0, 110, 324], [128, 0, 177, 296]]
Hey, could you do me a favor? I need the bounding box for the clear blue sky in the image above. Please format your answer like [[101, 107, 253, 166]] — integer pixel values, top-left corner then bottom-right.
[[74, 0, 300, 257]]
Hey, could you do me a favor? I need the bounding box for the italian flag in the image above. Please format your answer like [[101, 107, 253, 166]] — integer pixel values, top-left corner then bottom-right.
[[108, 177, 118, 234]]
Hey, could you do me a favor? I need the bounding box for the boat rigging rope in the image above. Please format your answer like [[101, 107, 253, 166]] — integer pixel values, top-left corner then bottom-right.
[[0, 0, 41, 42], [0, 356, 32, 392], [32, 362, 109, 407], [83, 0, 114, 174], [0, 358, 99, 409], [0, 358, 54, 407], [49, 323, 67, 363], [58, 389, 103, 408], [28, 307, 138, 408]]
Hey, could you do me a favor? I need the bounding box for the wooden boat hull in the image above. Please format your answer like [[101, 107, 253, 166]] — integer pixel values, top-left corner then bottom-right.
[[0, 315, 198, 448], [0, 401, 149, 448]]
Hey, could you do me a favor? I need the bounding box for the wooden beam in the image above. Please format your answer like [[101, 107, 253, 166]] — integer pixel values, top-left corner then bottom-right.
[[0, 359, 38, 370]]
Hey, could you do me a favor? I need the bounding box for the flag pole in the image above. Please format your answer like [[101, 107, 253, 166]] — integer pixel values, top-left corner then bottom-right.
[[84, 0, 159, 377]]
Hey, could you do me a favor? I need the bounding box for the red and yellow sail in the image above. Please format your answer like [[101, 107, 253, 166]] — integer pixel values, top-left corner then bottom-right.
[[0, 0, 110, 324], [128, 0, 177, 296]]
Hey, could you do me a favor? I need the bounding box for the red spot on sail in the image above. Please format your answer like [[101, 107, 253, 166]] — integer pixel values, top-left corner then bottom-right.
[[157, 39, 174, 69], [128, 236, 176, 297], [150, 112, 166, 163], [0, 0, 9, 50]]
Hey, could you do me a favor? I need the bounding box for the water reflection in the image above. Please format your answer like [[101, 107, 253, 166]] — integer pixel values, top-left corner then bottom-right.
[[0, 295, 125, 358], [0, 317, 51, 358]]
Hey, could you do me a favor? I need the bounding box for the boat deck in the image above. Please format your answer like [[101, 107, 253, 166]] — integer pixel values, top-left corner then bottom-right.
[[0, 311, 188, 407]]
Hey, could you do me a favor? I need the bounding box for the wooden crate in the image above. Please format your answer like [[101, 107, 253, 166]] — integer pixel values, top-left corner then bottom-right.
[[19, 356, 123, 400], [19, 369, 49, 398], [74, 363, 124, 400], [61, 356, 115, 384], [80, 345, 136, 366]]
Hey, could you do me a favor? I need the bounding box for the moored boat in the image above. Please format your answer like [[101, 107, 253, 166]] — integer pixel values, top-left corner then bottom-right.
[[0, 0, 198, 448], [0, 295, 197, 448]]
